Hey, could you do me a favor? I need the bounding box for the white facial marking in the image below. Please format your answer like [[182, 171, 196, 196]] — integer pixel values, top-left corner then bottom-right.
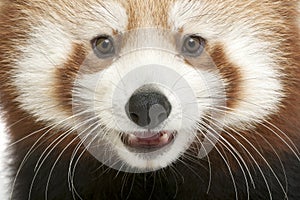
[[14, 19, 73, 126], [75, 1, 128, 40], [222, 38, 283, 127]]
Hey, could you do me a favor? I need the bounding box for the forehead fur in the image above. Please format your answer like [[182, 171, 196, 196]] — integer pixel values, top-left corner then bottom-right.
[[15, 0, 175, 30], [8, 0, 299, 32], [169, 0, 297, 37], [9, 0, 298, 40], [122, 0, 174, 29]]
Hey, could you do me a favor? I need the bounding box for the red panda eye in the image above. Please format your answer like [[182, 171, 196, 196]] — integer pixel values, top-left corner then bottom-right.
[[92, 35, 115, 58], [181, 35, 205, 57]]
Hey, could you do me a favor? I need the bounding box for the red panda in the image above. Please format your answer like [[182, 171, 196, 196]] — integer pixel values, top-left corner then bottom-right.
[[0, 0, 299, 199]]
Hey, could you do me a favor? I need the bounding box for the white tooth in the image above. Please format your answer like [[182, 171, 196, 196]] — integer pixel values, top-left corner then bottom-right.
[[160, 133, 169, 140], [129, 134, 137, 140]]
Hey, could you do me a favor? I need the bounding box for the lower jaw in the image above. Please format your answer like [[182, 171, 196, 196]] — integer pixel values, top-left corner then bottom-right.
[[124, 140, 175, 154]]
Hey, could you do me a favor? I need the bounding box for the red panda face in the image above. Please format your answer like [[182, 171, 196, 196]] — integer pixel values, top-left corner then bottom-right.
[[3, 0, 288, 170], [0, 0, 299, 198]]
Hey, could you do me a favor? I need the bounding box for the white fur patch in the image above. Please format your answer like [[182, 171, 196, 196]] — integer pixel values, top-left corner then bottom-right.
[[14, 19, 73, 126], [74, 1, 128, 40], [222, 37, 283, 127], [0, 115, 11, 199], [169, 0, 284, 129]]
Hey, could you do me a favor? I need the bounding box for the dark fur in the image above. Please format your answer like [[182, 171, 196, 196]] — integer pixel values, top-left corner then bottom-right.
[[12, 136, 300, 200]]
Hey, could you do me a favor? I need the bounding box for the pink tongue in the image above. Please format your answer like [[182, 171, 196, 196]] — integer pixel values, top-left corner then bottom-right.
[[128, 131, 171, 148]]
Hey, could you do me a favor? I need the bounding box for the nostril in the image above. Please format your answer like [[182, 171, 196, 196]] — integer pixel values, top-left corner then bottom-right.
[[158, 112, 167, 122], [129, 112, 139, 124]]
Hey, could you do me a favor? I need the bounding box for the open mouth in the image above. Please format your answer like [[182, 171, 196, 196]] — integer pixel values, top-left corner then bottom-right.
[[121, 131, 177, 153]]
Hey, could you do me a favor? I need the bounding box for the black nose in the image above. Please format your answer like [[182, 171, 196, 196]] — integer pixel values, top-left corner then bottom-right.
[[126, 87, 172, 128]]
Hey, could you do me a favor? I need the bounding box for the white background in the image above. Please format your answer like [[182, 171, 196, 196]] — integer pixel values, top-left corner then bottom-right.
[[0, 115, 10, 199]]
